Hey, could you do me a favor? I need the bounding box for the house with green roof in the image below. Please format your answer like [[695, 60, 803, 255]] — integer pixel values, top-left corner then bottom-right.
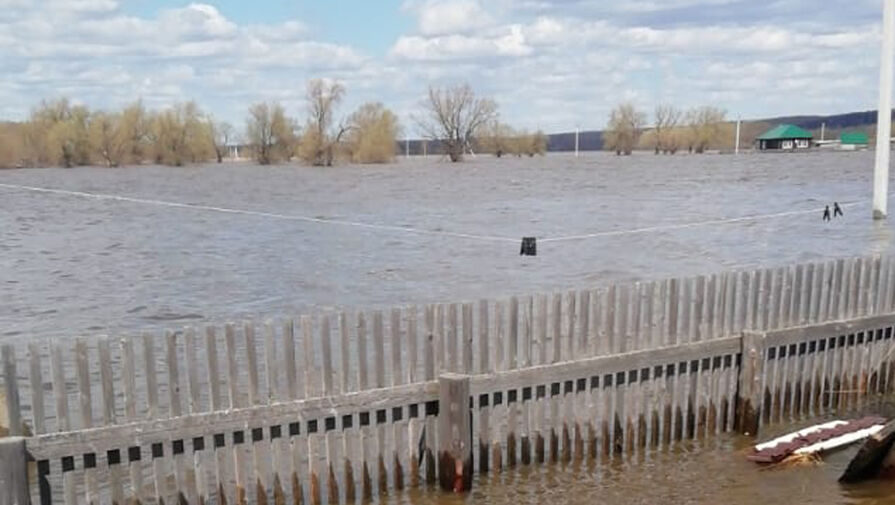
[[756, 124, 813, 151], [840, 131, 869, 151]]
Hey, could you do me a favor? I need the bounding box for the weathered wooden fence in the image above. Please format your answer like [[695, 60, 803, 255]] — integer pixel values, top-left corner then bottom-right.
[[3, 254, 895, 505]]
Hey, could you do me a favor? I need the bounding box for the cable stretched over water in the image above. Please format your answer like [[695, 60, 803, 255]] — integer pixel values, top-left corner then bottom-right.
[[0, 183, 519, 243], [0, 182, 879, 245], [538, 199, 871, 243]]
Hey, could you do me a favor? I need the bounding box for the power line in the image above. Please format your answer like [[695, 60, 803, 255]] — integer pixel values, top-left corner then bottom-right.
[[0, 182, 877, 246]]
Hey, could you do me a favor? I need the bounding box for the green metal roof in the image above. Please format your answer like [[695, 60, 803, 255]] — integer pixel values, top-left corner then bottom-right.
[[840, 132, 868, 145], [756, 124, 813, 140]]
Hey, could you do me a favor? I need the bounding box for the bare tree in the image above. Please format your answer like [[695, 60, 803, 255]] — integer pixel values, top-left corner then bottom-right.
[[343, 102, 400, 164], [654, 104, 682, 154], [208, 119, 234, 163], [415, 83, 498, 162], [246, 102, 296, 165], [89, 111, 130, 167], [151, 102, 214, 166], [686, 106, 727, 153], [297, 78, 349, 166], [604, 102, 646, 155]]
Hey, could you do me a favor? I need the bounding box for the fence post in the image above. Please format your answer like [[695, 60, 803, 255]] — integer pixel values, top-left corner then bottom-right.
[[438, 373, 472, 493], [736, 331, 765, 436], [0, 437, 30, 505]]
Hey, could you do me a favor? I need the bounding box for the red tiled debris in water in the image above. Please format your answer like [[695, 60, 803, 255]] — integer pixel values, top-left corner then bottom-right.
[[748, 416, 887, 464]]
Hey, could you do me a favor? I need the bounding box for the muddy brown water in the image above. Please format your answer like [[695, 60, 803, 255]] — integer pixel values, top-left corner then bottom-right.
[[4, 150, 895, 503]]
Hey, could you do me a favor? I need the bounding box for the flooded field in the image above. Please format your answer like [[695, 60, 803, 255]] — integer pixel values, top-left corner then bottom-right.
[[5, 150, 895, 503], [2, 150, 894, 341]]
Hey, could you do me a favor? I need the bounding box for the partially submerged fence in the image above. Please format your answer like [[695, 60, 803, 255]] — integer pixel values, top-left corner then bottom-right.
[[3, 254, 895, 505]]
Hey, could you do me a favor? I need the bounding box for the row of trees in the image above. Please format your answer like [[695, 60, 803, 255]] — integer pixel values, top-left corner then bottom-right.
[[0, 82, 529, 168], [605, 103, 728, 155], [0, 79, 407, 169], [0, 98, 230, 168]]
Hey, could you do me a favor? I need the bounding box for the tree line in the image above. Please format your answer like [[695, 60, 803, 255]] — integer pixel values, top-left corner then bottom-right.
[[604, 103, 729, 155], [0, 81, 548, 168]]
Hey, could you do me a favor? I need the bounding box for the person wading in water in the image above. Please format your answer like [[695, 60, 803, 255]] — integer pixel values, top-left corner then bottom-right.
[[823, 205, 831, 221], [834, 202, 843, 218]]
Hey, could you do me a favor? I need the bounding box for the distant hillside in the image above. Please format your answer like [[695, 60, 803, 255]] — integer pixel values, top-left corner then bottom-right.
[[756, 110, 889, 131], [543, 110, 889, 153]]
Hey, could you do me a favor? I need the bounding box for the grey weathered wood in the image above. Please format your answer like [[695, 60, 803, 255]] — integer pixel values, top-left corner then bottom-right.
[[373, 311, 385, 388], [302, 315, 319, 397], [75, 338, 93, 430], [424, 306, 435, 381], [121, 337, 137, 422], [438, 374, 472, 493], [0, 437, 29, 505], [495, 301, 506, 372], [98, 337, 116, 425], [434, 304, 445, 374], [143, 332, 159, 420], [579, 290, 591, 354], [479, 300, 491, 374], [566, 291, 577, 358], [321, 315, 335, 394], [391, 308, 403, 386], [205, 326, 222, 412], [463, 302, 475, 373], [693, 276, 705, 341], [358, 312, 370, 390], [51, 343, 70, 432], [264, 321, 280, 404], [28, 341, 46, 435], [282, 320, 298, 400], [509, 297, 519, 370], [225, 323, 241, 409], [520, 297, 532, 368], [185, 327, 202, 413], [2, 346, 22, 437], [552, 293, 562, 363], [244, 322, 260, 404], [447, 304, 459, 372], [165, 330, 182, 418], [340, 312, 353, 393], [407, 307, 418, 384]]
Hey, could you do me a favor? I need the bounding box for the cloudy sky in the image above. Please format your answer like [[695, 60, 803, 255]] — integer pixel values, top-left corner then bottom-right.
[[0, 0, 888, 134]]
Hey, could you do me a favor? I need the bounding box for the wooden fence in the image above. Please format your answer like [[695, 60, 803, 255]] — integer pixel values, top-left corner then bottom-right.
[[3, 253, 895, 505]]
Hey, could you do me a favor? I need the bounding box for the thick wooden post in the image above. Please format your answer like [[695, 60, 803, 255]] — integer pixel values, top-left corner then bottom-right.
[[737, 331, 765, 436], [0, 437, 29, 505], [438, 374, 472, 494]]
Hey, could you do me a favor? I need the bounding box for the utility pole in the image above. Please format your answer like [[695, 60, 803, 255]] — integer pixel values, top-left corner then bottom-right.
[[874, 0, 895, 219], [734, 117, 741, 155], [820, 122, 826, 142]]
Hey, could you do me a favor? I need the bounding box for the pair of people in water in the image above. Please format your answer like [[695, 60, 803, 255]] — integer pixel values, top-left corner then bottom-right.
[[823, 203, 843, 221]]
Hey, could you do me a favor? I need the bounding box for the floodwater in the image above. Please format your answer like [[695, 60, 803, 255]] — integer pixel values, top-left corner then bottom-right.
[[2, 150, 894, 341], [4, 151, 895, 503]]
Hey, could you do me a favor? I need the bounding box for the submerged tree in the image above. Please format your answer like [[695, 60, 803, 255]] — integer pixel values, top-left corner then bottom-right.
[[208, 119, 234, 163], [604, 102, 646, 155], [342, 102, 400, 164], [654, 104, 682, 154], [297, 79, 348, 166], [151, 102, 215, 166], [415, 83, 497, 162], [686, 106, 727, 153], [246, 102, 296, 165]]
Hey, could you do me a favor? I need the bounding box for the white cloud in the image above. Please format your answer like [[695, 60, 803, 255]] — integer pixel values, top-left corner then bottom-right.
[[404, 0, 494, 36], [0, 0, 886, 134]]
